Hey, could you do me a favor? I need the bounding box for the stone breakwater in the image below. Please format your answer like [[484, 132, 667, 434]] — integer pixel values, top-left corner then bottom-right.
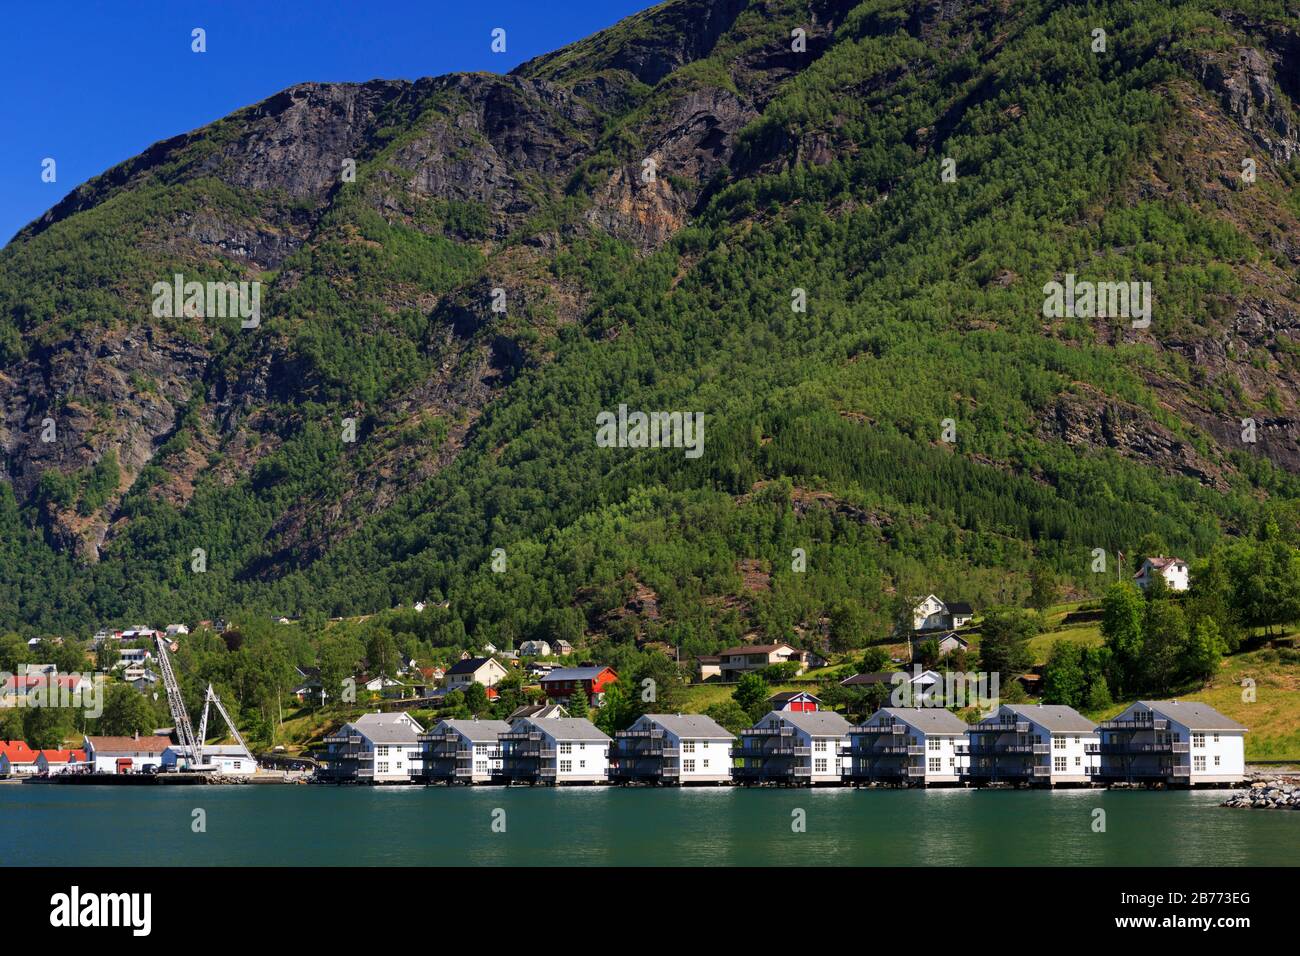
[[1221, 776, 1300, 810]]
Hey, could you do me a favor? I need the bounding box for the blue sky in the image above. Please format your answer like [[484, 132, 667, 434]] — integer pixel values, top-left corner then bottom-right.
[[0, 1, 653, 243]]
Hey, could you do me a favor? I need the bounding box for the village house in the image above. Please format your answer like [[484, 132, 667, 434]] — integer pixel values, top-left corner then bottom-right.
[[609, 714, 734, 785], [83, 734, 172, 773], [540, 665, 618, 707], [733, 710, 853, 786], [519, 640, 552, 657], [840, 669, 943, 704], [318, 712, 424, 784], [554, 639, 573, 656], [918, 631, 969, 659], [36, 749, 88, 775], [965, 704, 1098, 786], [0, 740, 40, 776], [163, 744, 256, 776], [418, 718, 512, 784], [497, 717, 610, 785], [1096, 700, 1246, 785], [506, 703, 568, 722], [695, 655, 722, 681], [1134, 557, 1190, 592], [907, 595, 974, 633], [768, 691, 821, 713], [717, 643, 826, 680], [843, 708, 970, 786], [445, 657, 509, 692]]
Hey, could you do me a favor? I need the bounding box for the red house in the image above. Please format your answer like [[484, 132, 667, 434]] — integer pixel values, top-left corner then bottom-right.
[[768, 691, 821, 713], [540, 666, 618, 706]]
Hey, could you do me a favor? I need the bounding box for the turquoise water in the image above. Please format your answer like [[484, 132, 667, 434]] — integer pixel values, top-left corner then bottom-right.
[[1, 785, 1296, 866]]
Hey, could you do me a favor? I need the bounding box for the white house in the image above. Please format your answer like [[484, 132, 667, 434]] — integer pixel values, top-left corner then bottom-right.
[[909, 596, 974, 632], [83, 734, 172, 773], [609, 714, 734, 785], [499, 717, 610, 785], [733, 710, 853, 785], [1098, 700, 1246, 785], [844, 707, 970, 786], [163, 744, 256, 776], [35, 748, 88, 775], [319, 712, 424, 784], [717, 643, 808, 679], [165, 624, 189, 636], [444, 656, 509, 691], [1134, 557, 1190, 592], [519, 640, 552, 657], [419, 718, 512, 784], [966, 704, 1098, 786]]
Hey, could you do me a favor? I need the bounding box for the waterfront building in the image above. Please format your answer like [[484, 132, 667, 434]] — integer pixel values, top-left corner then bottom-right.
[[609, 714, 734, 785], [1096, 700, 1246, 785], [418, 718, 512, 784], [497, 717, 610, 785], [318, 712, 424, 784], [965, 704, 1098, 786], [83, 735, 171, 773], [733, 710, 852, 786], [35, 749, 88, 775], [0, 740, 40, 776], [163, 744, 256, 775], [843, 707, 970, 786]]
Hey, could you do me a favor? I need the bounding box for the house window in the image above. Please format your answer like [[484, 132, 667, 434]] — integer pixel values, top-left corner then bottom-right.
[[1213, 734, 1220, 744], [1053, 756, 1066, 772], [948, 757, 955, 767], [579, 760, 586, 769], [559, 743, 572, 755], [1073, 736, 1080, 745], [703, 759, 710, 769], [928, 738, 940, 751], [815, 740, 826, 753], [928, 757, 941, 772], [683, 741, 695, 754], [378, 762, 389, 773], [814, 759, 828, 773], [1214, 755, 1221, 767], [377, 745, 389, 757], [559, 760, 572, 773], [684, 760, 696, 773], [1192, 733, 1205, 748], [1194, 756, 1206, 772], [1074, 756, 1081, 766], [1053, 736, 1065, 750]]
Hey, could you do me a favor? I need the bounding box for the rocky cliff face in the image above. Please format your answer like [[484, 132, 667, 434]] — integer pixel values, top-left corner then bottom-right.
[[3, 0, 1300, 624]]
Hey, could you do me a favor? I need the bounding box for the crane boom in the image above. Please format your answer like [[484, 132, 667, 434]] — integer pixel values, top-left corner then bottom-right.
[[155, 635, 203, 768], [199, 684, 252, 760]]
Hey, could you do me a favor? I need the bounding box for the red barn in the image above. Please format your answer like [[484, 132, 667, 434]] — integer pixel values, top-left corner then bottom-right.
[[540, 666, 618, 706]]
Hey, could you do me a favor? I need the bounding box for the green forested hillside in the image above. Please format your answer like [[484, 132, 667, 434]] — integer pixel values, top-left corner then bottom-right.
[[3, 0, 1300, 676]]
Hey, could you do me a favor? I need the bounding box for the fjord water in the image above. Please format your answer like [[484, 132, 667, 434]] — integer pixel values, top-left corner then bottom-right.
[[2, 786, 1296, 866]]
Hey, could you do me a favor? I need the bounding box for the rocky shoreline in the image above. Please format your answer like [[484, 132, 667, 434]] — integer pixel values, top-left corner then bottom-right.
[[1221, 773, 1300, 810]]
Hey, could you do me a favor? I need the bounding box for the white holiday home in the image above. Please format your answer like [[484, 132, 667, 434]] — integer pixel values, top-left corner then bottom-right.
[[1098, 700, 1246, 785], [966, 704, 1098, 786], [609, 713, 734, 785], [844, 707, 969, 786], [498, 717, 610, 785], [733, 710, 852, 785], [419, 718, 511, 784], [319, 711, 424, 784]]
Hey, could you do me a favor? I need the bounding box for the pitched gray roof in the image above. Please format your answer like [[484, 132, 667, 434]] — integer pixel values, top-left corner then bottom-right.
[[528, 717, 611, 742], [761, 710, 854, 735], [641, 714, 735, 740], [1004, 704, 1097, 733], [876, 707, 970, 734], [542, 666, 612, 681], [1141, 700, 1247, 732], [435, 718, 513, 743], [350, 712, 424, 744]]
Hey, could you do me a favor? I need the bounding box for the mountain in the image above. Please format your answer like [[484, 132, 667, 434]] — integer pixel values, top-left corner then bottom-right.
[[4, 0, 1300, 658]]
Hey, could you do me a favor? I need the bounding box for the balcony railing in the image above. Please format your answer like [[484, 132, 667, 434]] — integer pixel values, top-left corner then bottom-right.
[[970, 721, 1030, 735], [850, 723, 905, 736], [1099, 717, 1168, 731]]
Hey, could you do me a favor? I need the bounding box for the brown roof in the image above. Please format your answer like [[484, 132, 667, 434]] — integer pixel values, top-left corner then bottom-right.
[[718, 643, 795, 656], [85, 735, 172, 754]]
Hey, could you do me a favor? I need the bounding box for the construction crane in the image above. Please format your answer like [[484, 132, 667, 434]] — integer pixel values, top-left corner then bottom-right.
[[197, 683, 251, 763], [154, 636, 252, 773], [155, 635, 204, 770]]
